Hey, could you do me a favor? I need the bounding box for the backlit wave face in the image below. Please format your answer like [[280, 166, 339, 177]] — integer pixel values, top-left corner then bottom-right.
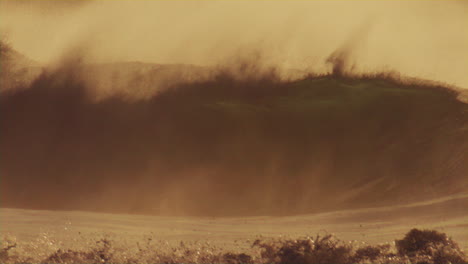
[[1, 62, 467, 216]]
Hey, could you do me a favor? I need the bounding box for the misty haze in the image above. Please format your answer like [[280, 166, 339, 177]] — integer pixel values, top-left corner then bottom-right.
[[1, 1, 468, 263]]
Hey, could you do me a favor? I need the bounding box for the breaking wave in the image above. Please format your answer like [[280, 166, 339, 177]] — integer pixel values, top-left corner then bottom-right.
[[1, 52, 468, 216]]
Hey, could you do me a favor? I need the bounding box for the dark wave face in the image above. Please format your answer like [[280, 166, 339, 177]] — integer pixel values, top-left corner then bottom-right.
[[1, 62, 468, 216]]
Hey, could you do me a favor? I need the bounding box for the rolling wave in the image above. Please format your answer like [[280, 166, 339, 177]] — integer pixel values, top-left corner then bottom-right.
[[1, 58, 468, 216]]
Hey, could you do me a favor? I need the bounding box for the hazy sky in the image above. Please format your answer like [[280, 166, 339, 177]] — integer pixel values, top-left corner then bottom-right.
[[1, 0, 467, 87]]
